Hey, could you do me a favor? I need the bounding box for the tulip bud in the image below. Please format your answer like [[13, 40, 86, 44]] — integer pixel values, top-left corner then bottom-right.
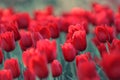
[[0, 31, 15, 52], [51, 60, 62, 77], [101, 53, 120, 80], [5, 21, 21, 41], [76, 53, 90, 67], [19, 30, 33, 51], [23, 69, 35, 80], [22, 48, 38, 67], [31, 25, 51, 39], [48, 22, 60, 38], [16, 13, 30, 29], [4, 58, 20, 78], [29, 53, 49, 78], [72, 30, 87, 51], [0, 69, 13, 80], [61, 42, 76, 62], [77, 61, 100, 80], [36, 39, 57, 63]]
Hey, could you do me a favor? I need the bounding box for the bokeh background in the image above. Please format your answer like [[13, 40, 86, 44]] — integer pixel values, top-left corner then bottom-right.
[[0, 0, 119, 14]]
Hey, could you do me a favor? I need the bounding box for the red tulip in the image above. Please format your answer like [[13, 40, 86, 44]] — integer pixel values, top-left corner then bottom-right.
[[15, 13, 30, 29], [76, 53, 90, 67], [36, 39, 57, 63], [45, 6, 54, 15], [59, 17, 70, 32], [2, 21, 21, 41], [34, 6, 53, 19], [29, 53, 49, 78], [68, 24, 81, 35], [22, 48, 38, 67], [23, 69, 35, 80], [48, 22, 60, 38], [0, 31, 15, 52], [19, 30, 33, 51], [92, 2, 104, 13], [70, 7, 87, 18], [31, 25, 51, 39], [95, 25, 114, 43], [86, 11, 96, 25], [4, 58, 20, 78], [31, 32, 43, 47], [2, 8, 14, 17], [77, 61, 100, 80], [71, 30, 87, 51], [101, 53, 120, 80], [107, 39, 120, 54], [0, 69, 13, 80], [51, 60, 62, 77], [61, 42, 76, 62]]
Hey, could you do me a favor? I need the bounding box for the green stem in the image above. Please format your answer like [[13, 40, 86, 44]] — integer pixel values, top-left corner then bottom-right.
[[70, 61, 75, 79], [15, 42, 24, 80], [4, 51, 11, 59], [105, 43, 110, 54], [47, 64, 53, 80]]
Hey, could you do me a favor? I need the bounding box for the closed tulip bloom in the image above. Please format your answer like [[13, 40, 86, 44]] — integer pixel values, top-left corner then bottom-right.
[[95, 25, 114, 43], [29, 53, 49, 78], [101, 53, 120, 80], [68, 24, 82, 35], [48, 22, 60, 38], [30, 24, 51, 39], [15, 13, 30, 29], [32, 32, 43, 47], [4, 58, 20, 78], [0, 14, 21, 41], [0, 70, 13, 80], [36, 39, 57, 63], [61, 42, 76, 62], [36, 26, 51, 39], [95, 26, 109, 43], [22, 48, 38, 67], [72, 30, 87, 51], [19, 30, 33, 51], [23, 69, 35, 80], [77, 61, 100, 80], [5, 21, 21, 41], [0, 31, 15, 52], [76, 53, 91, 67], [51, 60, 62, 77]]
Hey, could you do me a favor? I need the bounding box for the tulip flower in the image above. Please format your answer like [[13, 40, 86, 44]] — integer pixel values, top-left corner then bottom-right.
[[51, 60, 62, 77], [4, 58, 20, 78]]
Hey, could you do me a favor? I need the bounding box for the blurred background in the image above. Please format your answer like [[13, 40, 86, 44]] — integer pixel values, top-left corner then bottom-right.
[[0, 0, 119, 14]]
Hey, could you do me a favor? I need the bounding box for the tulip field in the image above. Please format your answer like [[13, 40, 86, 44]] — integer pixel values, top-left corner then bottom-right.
[[0, 1, 120, 80]]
